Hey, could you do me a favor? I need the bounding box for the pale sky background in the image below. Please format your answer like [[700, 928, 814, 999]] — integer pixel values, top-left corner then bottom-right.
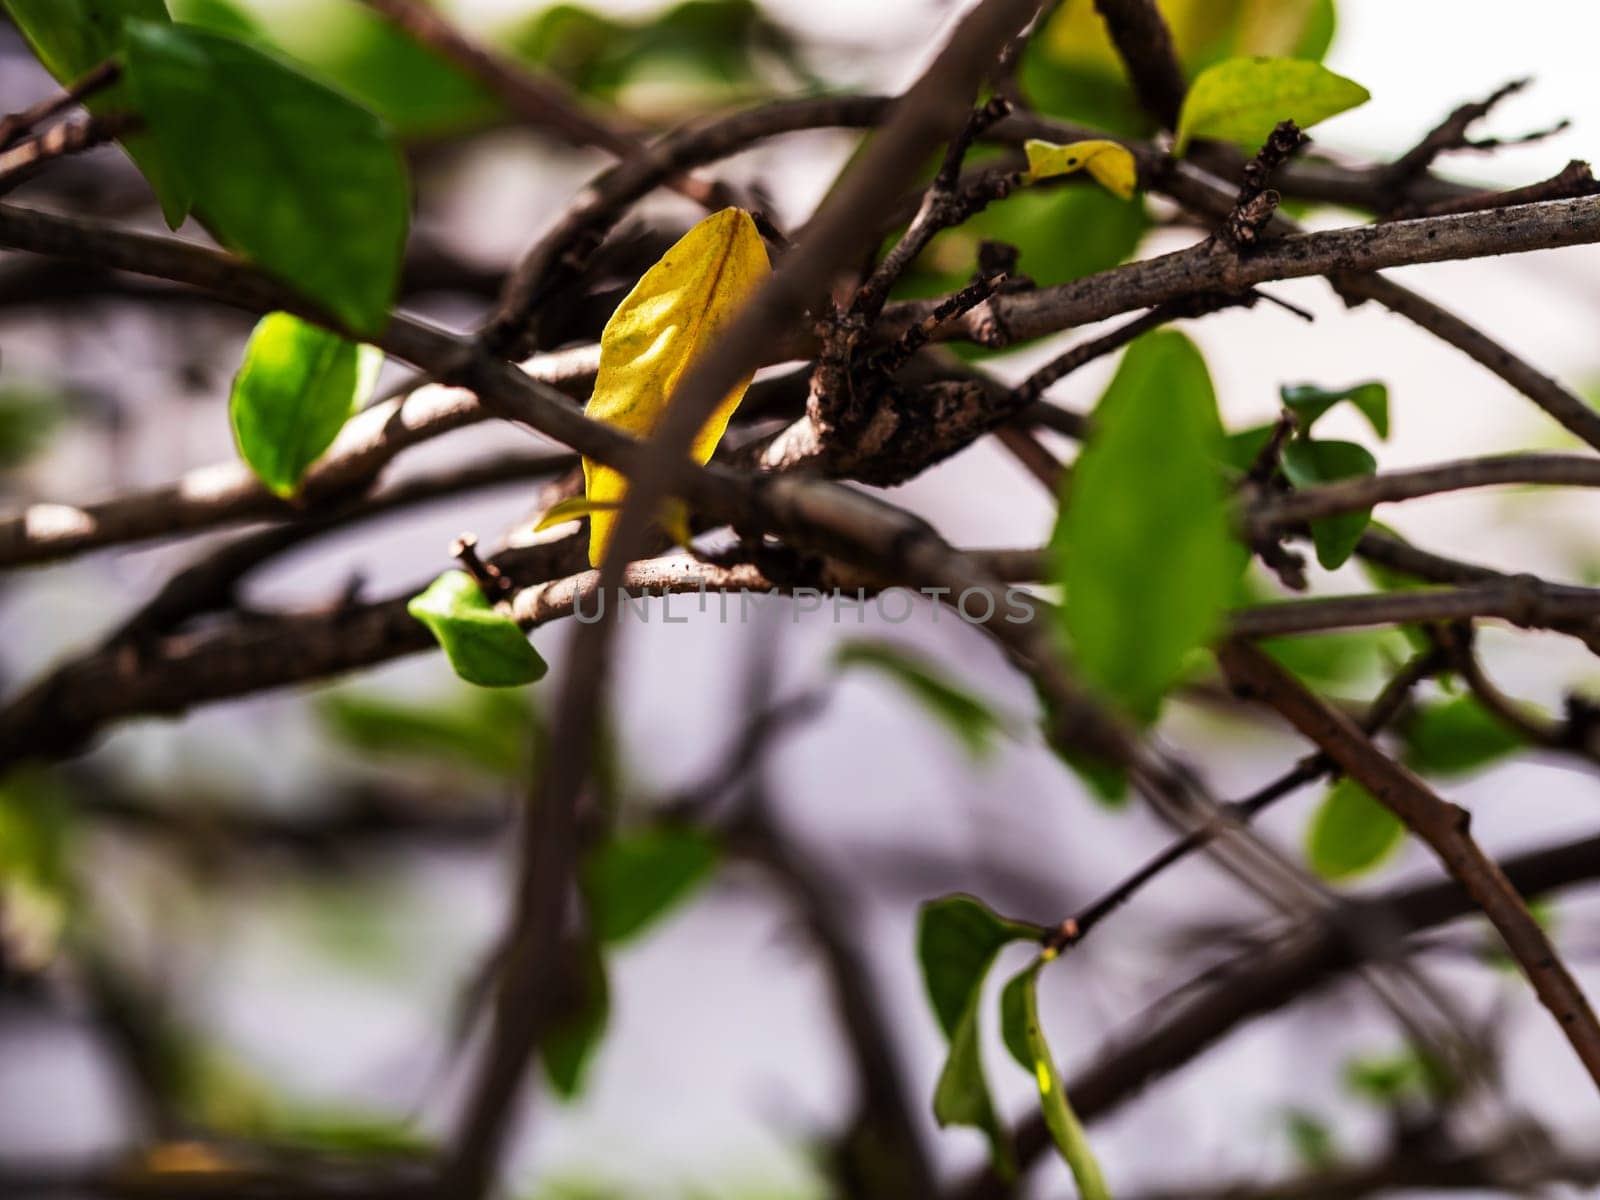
[[5, 2, 1600, 1198]]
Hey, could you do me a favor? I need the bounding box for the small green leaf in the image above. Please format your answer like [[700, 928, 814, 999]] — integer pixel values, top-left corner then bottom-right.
[[408, 571, 548, 689], [836, 640, 1006, 760], [582, 826, 720, 945], [1052, 331, 1242, 723], [1280, 438, 1378, 569], [1401, 695, 1527, 778], [1306, 777, 1405, 881], [997, 961, 1110, 1200], [917, 896, 1044, 1176], [1281, 381, 1389, 439], [3, 0, 191, 225], [229, 313, 381, 497], [1176, 56, 1370, 153], [123, 21, 410, 335], [542, 936, 610, 1099]]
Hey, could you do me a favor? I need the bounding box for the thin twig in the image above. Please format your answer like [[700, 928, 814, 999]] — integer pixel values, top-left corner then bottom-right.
[[1044, 647, 1444, 955]]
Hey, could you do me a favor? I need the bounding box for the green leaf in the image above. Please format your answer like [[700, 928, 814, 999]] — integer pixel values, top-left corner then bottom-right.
[[917, 896, 1044, 1176], [171, 0, 500, 136], [1280, 438, 1377, 569], [3, 0, 191, 226], [1052, 331, 1242, 724], [1401, 695, 1527, 778], [1176, 56, 1370, 153], [582, 826, 720, 945], [836, 640, 1007, 760], [228, 313, 381, 497], [997, 961, 1111, 1200], [1305, 777, 1405, 881], [407, 571, 548, 689], [542, 936, 610, 1099], [318, 688, 533, 779], [123, 21, 410, 335], [1281, 381, 1389, 439]]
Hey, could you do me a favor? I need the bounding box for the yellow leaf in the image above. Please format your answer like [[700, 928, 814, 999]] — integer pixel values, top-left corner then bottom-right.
[[1022, 139, 1138, 200], [582, 207, 770, 567]]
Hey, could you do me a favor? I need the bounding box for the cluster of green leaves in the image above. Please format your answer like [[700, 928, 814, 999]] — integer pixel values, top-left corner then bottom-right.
[[1227, 380, 1388, 570], [1020, 0, 1340, 137], [507, 0, 811, 116], [7, 3, 413, 511], [7, 2, 413, 336], [1262, 379, 1533, 886], [916, 897, 1107, 1195]]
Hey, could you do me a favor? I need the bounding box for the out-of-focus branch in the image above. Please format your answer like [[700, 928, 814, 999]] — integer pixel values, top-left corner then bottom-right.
[[356, 0, 729, 208], [1090, 0, 1187, 130], [0, 60, 120, 150], [1250, 452, 1600, 532], [1216, 639, 1600, 1095], [1119, 1137, 1600, 1200]]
